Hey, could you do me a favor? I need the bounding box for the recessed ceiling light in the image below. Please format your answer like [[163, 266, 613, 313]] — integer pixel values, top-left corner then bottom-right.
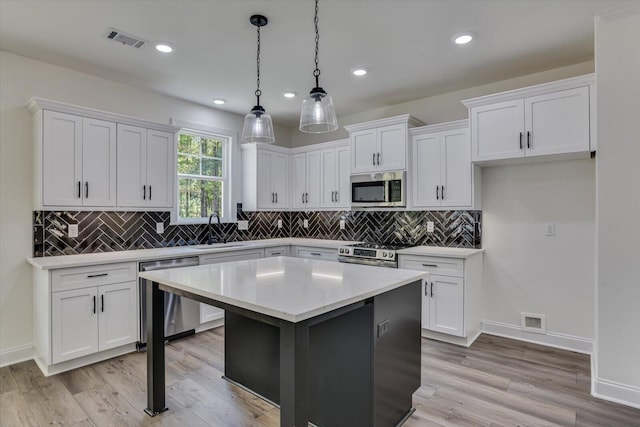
[[351, 67, 368, 77], [453, 33, 474, 45], [283, 91, 297, 98], [213, 98, 226, 105], [155, 43, 174, 53]]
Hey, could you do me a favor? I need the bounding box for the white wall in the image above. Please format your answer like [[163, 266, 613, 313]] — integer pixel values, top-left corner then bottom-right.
[[481, 160, 595, 340], [0, 50, 289, 359], [289, 61, 594, 147], [594, 6, 640, 406]]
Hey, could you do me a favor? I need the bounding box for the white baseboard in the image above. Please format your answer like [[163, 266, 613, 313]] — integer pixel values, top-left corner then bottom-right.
[[0, 344, 34, 368], [482, 320, 593, 354], [593, 378, 640, 409]]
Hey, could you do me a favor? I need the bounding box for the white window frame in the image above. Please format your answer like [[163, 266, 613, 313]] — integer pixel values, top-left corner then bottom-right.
[[170, 120, 238, 225]]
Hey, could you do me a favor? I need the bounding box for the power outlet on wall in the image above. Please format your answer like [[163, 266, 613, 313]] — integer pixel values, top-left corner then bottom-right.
[[339, 219, 346, 230], [426, 221, 434, 233], [238, 220, 249, 231], [156, 222, 164, 234], [277, 219, 283, 229], [303, 219, 309, 229], [68, 224, 78, 238]]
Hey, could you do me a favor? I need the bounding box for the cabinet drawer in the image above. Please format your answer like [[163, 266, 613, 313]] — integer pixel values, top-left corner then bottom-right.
[[398, 255, 463, 278], [52, 262, 137, 293], [199, 249, 264, 265], [265, 246, 289, 257], [294, 246, 338, 262]]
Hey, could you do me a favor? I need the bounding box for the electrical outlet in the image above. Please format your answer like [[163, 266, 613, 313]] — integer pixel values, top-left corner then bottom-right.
[[426, 221, 434, 233], [68, 224, 78, 238], [156, 222, 164, 234], [238, 220, 249, 231], [339, 219, 346, 230], [303, 219, 309, 228], [277, 219, 283, 229], [545, 223, 556, 236], [377, 320, 390, 337]]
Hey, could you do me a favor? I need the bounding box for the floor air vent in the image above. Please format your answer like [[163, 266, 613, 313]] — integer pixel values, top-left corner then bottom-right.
[[521, 312, 546, 334], [106, 28, 146, 48]]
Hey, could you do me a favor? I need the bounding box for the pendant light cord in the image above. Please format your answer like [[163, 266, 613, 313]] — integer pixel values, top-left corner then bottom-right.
[[313, 0, 320, 88], [255, 23, 262, 104]]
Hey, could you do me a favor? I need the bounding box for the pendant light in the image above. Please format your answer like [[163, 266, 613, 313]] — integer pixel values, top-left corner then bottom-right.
[[242, 15, 275, 144], [299, 0, 338, 133]]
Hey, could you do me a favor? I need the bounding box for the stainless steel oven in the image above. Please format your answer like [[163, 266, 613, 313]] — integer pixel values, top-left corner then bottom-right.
[[351, 171, 405, 208]]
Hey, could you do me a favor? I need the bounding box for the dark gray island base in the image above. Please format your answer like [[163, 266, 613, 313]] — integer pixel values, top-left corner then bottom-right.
[[141, 258, 423, 427]]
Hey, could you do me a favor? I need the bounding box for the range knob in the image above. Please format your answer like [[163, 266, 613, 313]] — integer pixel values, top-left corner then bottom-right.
[[382, 251, 388, 258]]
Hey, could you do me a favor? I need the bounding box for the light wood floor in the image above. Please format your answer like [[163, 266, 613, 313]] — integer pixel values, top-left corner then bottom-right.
[[1, 329, 638, 426]]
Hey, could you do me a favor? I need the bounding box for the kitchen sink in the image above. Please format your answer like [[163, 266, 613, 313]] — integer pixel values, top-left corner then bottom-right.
[[185, 243, 246, 250]]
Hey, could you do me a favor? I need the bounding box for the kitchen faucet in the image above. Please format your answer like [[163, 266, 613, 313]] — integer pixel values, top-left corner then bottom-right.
[[207, 212, 227, 244]]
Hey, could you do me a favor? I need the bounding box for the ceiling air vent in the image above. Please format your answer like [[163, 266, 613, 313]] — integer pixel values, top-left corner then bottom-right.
[[106, 28, 146, 48]]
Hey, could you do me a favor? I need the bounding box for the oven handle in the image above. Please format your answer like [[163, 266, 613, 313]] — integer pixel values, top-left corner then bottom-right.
[[337, 255, 397, 268]]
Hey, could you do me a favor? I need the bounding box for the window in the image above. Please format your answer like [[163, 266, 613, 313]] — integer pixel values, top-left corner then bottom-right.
[[177, 130, 229, 222]]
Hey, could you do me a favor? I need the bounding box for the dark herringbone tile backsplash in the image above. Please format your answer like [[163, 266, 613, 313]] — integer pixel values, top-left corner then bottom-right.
[[33, 207, 480, 257]]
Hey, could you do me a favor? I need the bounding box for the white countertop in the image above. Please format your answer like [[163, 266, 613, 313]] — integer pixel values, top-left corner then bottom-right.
[[27, 238, 357, 270], [139, 256, 427, 323], [396, 246, 483, 259]]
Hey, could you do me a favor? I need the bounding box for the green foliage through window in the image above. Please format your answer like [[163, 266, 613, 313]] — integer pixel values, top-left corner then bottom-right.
[[177, 132, 226, 220]]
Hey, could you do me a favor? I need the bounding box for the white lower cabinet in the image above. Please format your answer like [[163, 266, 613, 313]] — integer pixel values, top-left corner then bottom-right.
[[399, 253, 483, 345], [292, 246, 338, 262], [198, 249, 265, 324]]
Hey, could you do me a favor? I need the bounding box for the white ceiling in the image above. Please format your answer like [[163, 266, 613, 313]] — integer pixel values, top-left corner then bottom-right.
[[0, 0, 621, 127]]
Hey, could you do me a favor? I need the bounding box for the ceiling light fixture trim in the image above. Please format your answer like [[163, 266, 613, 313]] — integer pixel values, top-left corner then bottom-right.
[[299, 0, 338, 134], [351, 67, 368, 76], [241, 14, 275, 144], [283, 91, 298, 98], [155, 42, 174, 53], [452, 32, 474, 45], [213, 98, 227, 105]]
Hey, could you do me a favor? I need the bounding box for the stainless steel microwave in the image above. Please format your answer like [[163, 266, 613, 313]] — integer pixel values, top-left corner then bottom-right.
[[350, 171, 406, 207]]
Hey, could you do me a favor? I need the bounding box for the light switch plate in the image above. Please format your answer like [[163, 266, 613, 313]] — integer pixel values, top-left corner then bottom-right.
[[303, 219, 309, 228], [68, 224, 78, 238], [426, 221, 434, 233], [156, 222, 164, 234], [238, 220, 249, 231], [339, 219, 346, 230], [277, 219, 283, 229], [545, 223, 556, 236]]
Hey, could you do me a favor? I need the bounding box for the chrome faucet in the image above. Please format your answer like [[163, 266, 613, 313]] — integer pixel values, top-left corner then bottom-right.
[[207, 212, 226, 244]]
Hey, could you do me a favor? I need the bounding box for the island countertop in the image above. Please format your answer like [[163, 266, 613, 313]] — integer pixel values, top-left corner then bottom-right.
[[139, 256, 427, 323]]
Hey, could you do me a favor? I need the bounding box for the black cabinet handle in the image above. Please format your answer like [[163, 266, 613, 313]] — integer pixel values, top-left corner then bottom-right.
[[376, 152, 380, 165], [149, 185, 152, 200], [143, 185, 146, 200], [436, 186, 439, 200], [431, 282, 434, 297], [441, 185, 445, 200], [424, 281, 428, 297], [519, 132, 523, 150], [77, 181, 81, 198], [87, 273, 108, 278], [101, 294, 104, 312], [310, 252, 322, 256], [335, 191, 339, 202], [92, 295, 96, 314], [527, 131, 531, 149], [422, 264, 438, 268], [85, 182, 88, 198], [302, 193, 305, 203], [372, 153, 376, 165], [275, 192, 278, 203], [272, 251, 282, 256], [305, 193, 309, 203]]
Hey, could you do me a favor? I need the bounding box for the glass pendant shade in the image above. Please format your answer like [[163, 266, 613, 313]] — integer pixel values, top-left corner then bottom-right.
[[242, 106, 275, 144], [299, 91, 338, 133]]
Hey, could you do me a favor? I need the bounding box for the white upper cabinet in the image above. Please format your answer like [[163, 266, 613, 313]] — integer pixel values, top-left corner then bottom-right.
[[345, 114, 423, 174], [464, 74, 594, 164], [292, 151, 321, 209], [116, 124, 173, 208], [410, 120, 475, 209], [320, 144, 350, 208], [242, 144, 290, 210], [42, 111, 116, 207]]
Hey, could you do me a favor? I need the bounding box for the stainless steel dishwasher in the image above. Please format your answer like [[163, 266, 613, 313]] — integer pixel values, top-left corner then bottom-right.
[[138, 256, 200, 350]]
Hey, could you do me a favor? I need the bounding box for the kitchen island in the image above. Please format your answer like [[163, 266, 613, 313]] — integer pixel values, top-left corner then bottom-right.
[[139, 256, 426, 427]]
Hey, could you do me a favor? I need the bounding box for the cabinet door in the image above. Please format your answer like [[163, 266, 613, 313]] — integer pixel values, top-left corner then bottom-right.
[[378, 123, 406, 171], [320, 149, 337, 208], [525, 86, 590, 157], [292, 153, 307, 209], [98, 281, 137, 351], [471, 100, 524, 162], [429, 274, 464, 337], [351, 129, 378, 173], [412, 132, 441, 207], [256, 151, 274, 209], [199, 250, 265, 324], [52, 287, 98, 363], [306, 151, 322, 208], [335, 146, 351, 208], [43, 111, 83, 206], [271, 152, 289, 208], [441, 128, 471, 207], [146, 130, 174, 208], [117, 124, 147, 207], [82, 118, 116, 207]]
